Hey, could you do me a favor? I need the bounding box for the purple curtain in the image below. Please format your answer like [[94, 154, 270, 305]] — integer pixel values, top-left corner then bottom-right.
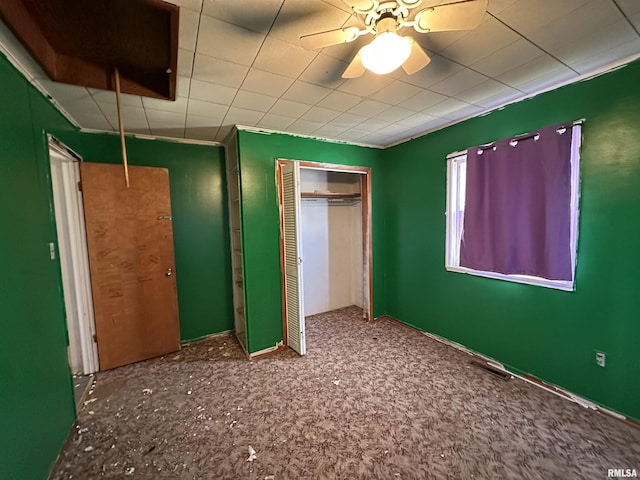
[[460, 123, 573, 281]]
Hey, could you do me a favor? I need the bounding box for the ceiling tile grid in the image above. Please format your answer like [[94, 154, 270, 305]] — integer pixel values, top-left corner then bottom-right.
[[0, 0, 639, 147]]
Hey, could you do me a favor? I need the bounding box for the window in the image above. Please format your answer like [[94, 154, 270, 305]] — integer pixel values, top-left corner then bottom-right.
[[445, 122, 582, 291]]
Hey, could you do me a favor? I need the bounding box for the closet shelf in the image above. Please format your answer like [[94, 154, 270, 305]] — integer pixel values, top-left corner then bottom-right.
[[300, 192, 360, 199]]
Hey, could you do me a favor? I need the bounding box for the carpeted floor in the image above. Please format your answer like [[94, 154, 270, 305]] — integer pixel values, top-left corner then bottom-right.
[[51, 306, 640, 479]]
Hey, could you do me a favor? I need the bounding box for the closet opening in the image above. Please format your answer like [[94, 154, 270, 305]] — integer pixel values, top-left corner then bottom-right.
[[277, 159, 372, 356]]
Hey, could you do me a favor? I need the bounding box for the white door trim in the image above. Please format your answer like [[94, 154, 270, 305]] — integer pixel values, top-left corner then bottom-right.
[[48, 137, 99, 374]]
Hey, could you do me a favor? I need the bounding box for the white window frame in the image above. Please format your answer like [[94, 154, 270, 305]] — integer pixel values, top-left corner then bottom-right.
[[445, 123, 582, 291]]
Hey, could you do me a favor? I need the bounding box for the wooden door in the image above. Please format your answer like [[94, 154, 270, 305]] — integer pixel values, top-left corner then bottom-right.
[[280, 161, 306, 355], [80, 162, 180, 370]]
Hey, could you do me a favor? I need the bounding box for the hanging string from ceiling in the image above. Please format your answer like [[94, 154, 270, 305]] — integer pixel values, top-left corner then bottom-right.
[[113, 67, 130, 188]]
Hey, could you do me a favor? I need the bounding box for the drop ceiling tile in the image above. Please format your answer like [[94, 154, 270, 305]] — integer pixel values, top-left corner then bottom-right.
[[232, 91, 278, 112], [396, 112, 439, 128], [299, 54, 348, 89], [470, 39, 545, 78], [440, 17, 520, 65], [497, 55, 576, 89], [223, 106, 265, 125], [514, 68, 580, 94], [180, 8, 200, 52], [356, 118, 389, 131], [177, 76, 191, 96], [400, 89, 448, 111], [269, 0, 352, 45], [185, 126, 220, 141], [253, 36, 317, 79], [190, 79, 238, 104], [528, 0, 623, 53], [373, 81, 424, 105], [570, 39, 640, 74], [149, 127, 186, 138], [300, 106, 341, 123], [186, 113, 224, 129], [631, 11, 640, 30], [416, 30, 469, 54], [422, 98, 474, 119], [39, 81, 92, 103], [89, 89, 143, 107], [331, 112, 368, 128], [373, 106, 415, 123], [495, 0, 588, 37], [146, 109, 187, 128], [281, 81, 333, 105], [65, 111, 112, 131], [548, 19, 639, 69], [97, 104, 149, 131], [335, 130, 369, 142], [192, 55, 249, 88], [455, 79, 521, 105], [402, 54, 465, 88], [429, 68, 488, 96], [178, 49, 195, 77], [338, 72, 394, 97], [258, 113, 295, 130], [187, 98, 229, 119], [316, 90, 362, 111], [355, 132, 390, 147], [196, 15, 265, 66], [314, 124, 349, 138], [143, 95, 188, 113], [475, 89, 525, 110], [202, 0, 283, 33], [374, 123, 413, 137], [321, 36, 367, 62], [269, 99, 312, 118], [348, 99, 392, 117], [616, 0, 640, 16], [442, 104, 486, 122], [168, 0, 202, 13], [287, 119, 325, 135], [242, 69, 295, 97], [487, 0, 520, 14]]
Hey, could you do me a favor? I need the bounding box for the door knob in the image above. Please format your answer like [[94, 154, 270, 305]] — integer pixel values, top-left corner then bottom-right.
[[166, 267, 173, 277]]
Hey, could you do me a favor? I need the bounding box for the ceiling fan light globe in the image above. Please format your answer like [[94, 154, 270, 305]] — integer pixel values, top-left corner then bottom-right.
[[361, 32, 412, 75]]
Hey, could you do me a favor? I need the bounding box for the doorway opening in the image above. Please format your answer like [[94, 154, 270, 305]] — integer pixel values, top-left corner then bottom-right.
[[48, 136, 99, 376], [277, 159, 372, 356]]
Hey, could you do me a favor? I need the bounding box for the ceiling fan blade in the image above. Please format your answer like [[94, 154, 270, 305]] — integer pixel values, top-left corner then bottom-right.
[[414, 0, 488, 33], [342, 50, 366, 78], [341, 0, 378, 14], [401, 38, 431, 75], [300, 26, 364, 50]]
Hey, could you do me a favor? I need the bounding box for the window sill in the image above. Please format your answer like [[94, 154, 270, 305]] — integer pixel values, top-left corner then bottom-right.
[[445, 265, 575, 292]]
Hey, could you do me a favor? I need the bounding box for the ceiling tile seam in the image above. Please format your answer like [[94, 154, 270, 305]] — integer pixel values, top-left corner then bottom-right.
[[612, 0, 640, 37], [486, 12, 581, 75], [87, 89, 117, 131], [219, 1, 288, 130], [425, 47, 529, 96]]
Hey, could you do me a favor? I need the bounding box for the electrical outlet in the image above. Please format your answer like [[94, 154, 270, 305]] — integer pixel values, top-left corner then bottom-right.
[[595, 351, 606, 367]]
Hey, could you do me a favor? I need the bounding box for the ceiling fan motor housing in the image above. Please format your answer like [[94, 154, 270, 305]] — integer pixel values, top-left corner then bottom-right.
[[375, 12, 399, 35]]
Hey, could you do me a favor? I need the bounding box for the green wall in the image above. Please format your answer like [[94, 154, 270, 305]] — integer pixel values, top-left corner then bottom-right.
[[383, 60, 640, 421], [0, 55, 77, 479], [57, 132, 234, 342], [236, 130, 386, 353]]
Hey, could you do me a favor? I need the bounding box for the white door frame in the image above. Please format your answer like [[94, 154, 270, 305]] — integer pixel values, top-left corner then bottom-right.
[[48, 136, 99, 374], [276, 159, 373, 353]]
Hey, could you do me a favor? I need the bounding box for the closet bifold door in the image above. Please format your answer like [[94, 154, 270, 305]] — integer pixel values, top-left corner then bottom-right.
[[281, 161, 306, 355]]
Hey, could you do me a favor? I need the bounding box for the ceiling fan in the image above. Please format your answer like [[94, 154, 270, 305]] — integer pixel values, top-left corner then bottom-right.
[[300, 0, 488, 78]]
